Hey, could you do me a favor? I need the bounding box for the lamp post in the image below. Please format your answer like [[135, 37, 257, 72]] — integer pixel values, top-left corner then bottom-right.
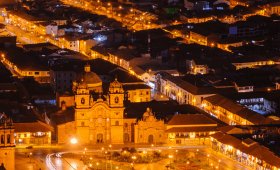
[[196, 149, 199, 161], [109, 145, 112, 170], [132, 156, 136, 169], [207, 154, 210, 166], [218, 160, 221, 170], [105, 151, 108, 170], [175, 150, 178, 162], [97, 162, 99, 170], [29, 153, 32, 163], [169, 155, 173, 167]]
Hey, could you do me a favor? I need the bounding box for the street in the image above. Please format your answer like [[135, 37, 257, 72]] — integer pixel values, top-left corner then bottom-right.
[[15, 144, 252, 170]]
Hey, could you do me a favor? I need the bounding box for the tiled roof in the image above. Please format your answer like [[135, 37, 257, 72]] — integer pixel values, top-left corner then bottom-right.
[[165, 126, 218, 133], [122, 84, 151, 91], [2, 48, 50, 71], [49, 107, 75, 125], [234, 78, 253, 87], [204, 94, 271, 125], [14, 121, 54, 133], [211, 132, 280, 168], [167, 114, 217, 125], [0, 83, 17, 91]]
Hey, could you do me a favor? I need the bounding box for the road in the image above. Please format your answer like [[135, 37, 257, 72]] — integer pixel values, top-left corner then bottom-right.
[[2, 22, 46, 44], [15, 144, 253, 170]]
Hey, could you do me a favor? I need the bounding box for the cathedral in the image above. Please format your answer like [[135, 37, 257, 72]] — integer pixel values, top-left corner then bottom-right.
[[56, 64, 165, 144], [54, 64, 216, 145]]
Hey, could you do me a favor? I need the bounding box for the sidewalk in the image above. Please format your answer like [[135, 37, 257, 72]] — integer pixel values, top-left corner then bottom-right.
[[206, 148, 253, 170], [15, 154, 47, 170]]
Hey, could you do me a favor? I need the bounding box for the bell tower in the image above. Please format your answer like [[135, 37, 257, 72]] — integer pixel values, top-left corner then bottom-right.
[[75, 80, 91, 108], [108, 77, 124, 108]]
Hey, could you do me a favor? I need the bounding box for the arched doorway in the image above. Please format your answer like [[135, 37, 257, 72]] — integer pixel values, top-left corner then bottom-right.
[[148, 135, 153, 143], [124, 133, 129, 142], [97, 133, 103, 143]]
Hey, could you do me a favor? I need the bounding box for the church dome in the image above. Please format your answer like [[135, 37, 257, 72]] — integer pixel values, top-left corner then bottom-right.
[[75, 63, 102, 85], [76, 71, 102, 85]]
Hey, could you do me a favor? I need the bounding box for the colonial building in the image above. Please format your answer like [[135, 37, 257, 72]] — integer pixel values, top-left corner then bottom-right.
[[0, 113, 15, 170], [56, 64, 128, 144], [14, 121, 53, 145], [134, 108, 165, 144], [166, 114, 218, 145]]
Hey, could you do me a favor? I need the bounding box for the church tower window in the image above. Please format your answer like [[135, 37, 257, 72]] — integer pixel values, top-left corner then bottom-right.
[[81, 97, 85, 104], [115, 97, 119, 103], [1, 135, 4, 144], [81, 122, 85, 126], [115, 121, 119, 126], [7, 135, 10, 143]]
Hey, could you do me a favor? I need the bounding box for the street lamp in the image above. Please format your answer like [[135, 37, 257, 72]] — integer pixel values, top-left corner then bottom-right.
[[196, 149, 199, 160], [109, 145, 112, 170], [105, 151, 108, 170], [71, 138, 77, 144], [97, 162, 99, 169], [132, 156, 136, 167], [175, 150, 178, 161], [169, 155, 173, 166], [29, 153, 32, 163], [207, 154, 210, 165]]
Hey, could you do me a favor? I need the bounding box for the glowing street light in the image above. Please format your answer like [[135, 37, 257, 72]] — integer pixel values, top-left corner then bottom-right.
[[169, 155, 173, 166], [71, 138, 77, 144], [29, 153, 32, 163]]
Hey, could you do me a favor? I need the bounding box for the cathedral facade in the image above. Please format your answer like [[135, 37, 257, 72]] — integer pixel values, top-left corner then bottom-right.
[[72, 64, 127, 144], [56, 64, 164, 144]]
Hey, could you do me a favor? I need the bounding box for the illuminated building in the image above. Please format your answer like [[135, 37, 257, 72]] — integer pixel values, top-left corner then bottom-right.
[[0, 113, 15, 170]]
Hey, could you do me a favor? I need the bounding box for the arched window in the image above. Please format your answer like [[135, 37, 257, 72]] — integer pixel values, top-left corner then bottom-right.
[[159, 134, 161, 138], [115, 121, 119, 126], [81, 122, 85, 127], [124, 123, 128, 127], [1, 135, 4, 144], [7, 135, 10, 143]]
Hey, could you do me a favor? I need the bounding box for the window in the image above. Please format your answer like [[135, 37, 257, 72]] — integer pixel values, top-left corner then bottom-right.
[[116, 112, 119, 116], [29, 72, 32, 75], [134, 92, 136, 95], [24, 134, 27, 137], [58, 74, 61, 77], [64, 80, 66, 82], [140, 135, 142, 138], [1, 135, 4, 144], [7, 135, 10, 143], [115, 96, 119, 103], [70, 45, 72, 47], [146, 98, 148, 101], [124, 123, 128, 127], [81, 97, 85, 104], [81, 114, 84, 116], [146, 91, 149, 95], [70, 80, 72, 83], [115, 121, 119, 126], [58, 80, 61, 83], [64, 73, 66, 76], [159, 134, 161, 137], [81, 122, 85, 126], [35, 72, 39, 75], [18, 134, 21, 138], [98, 118, 102, 124]]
